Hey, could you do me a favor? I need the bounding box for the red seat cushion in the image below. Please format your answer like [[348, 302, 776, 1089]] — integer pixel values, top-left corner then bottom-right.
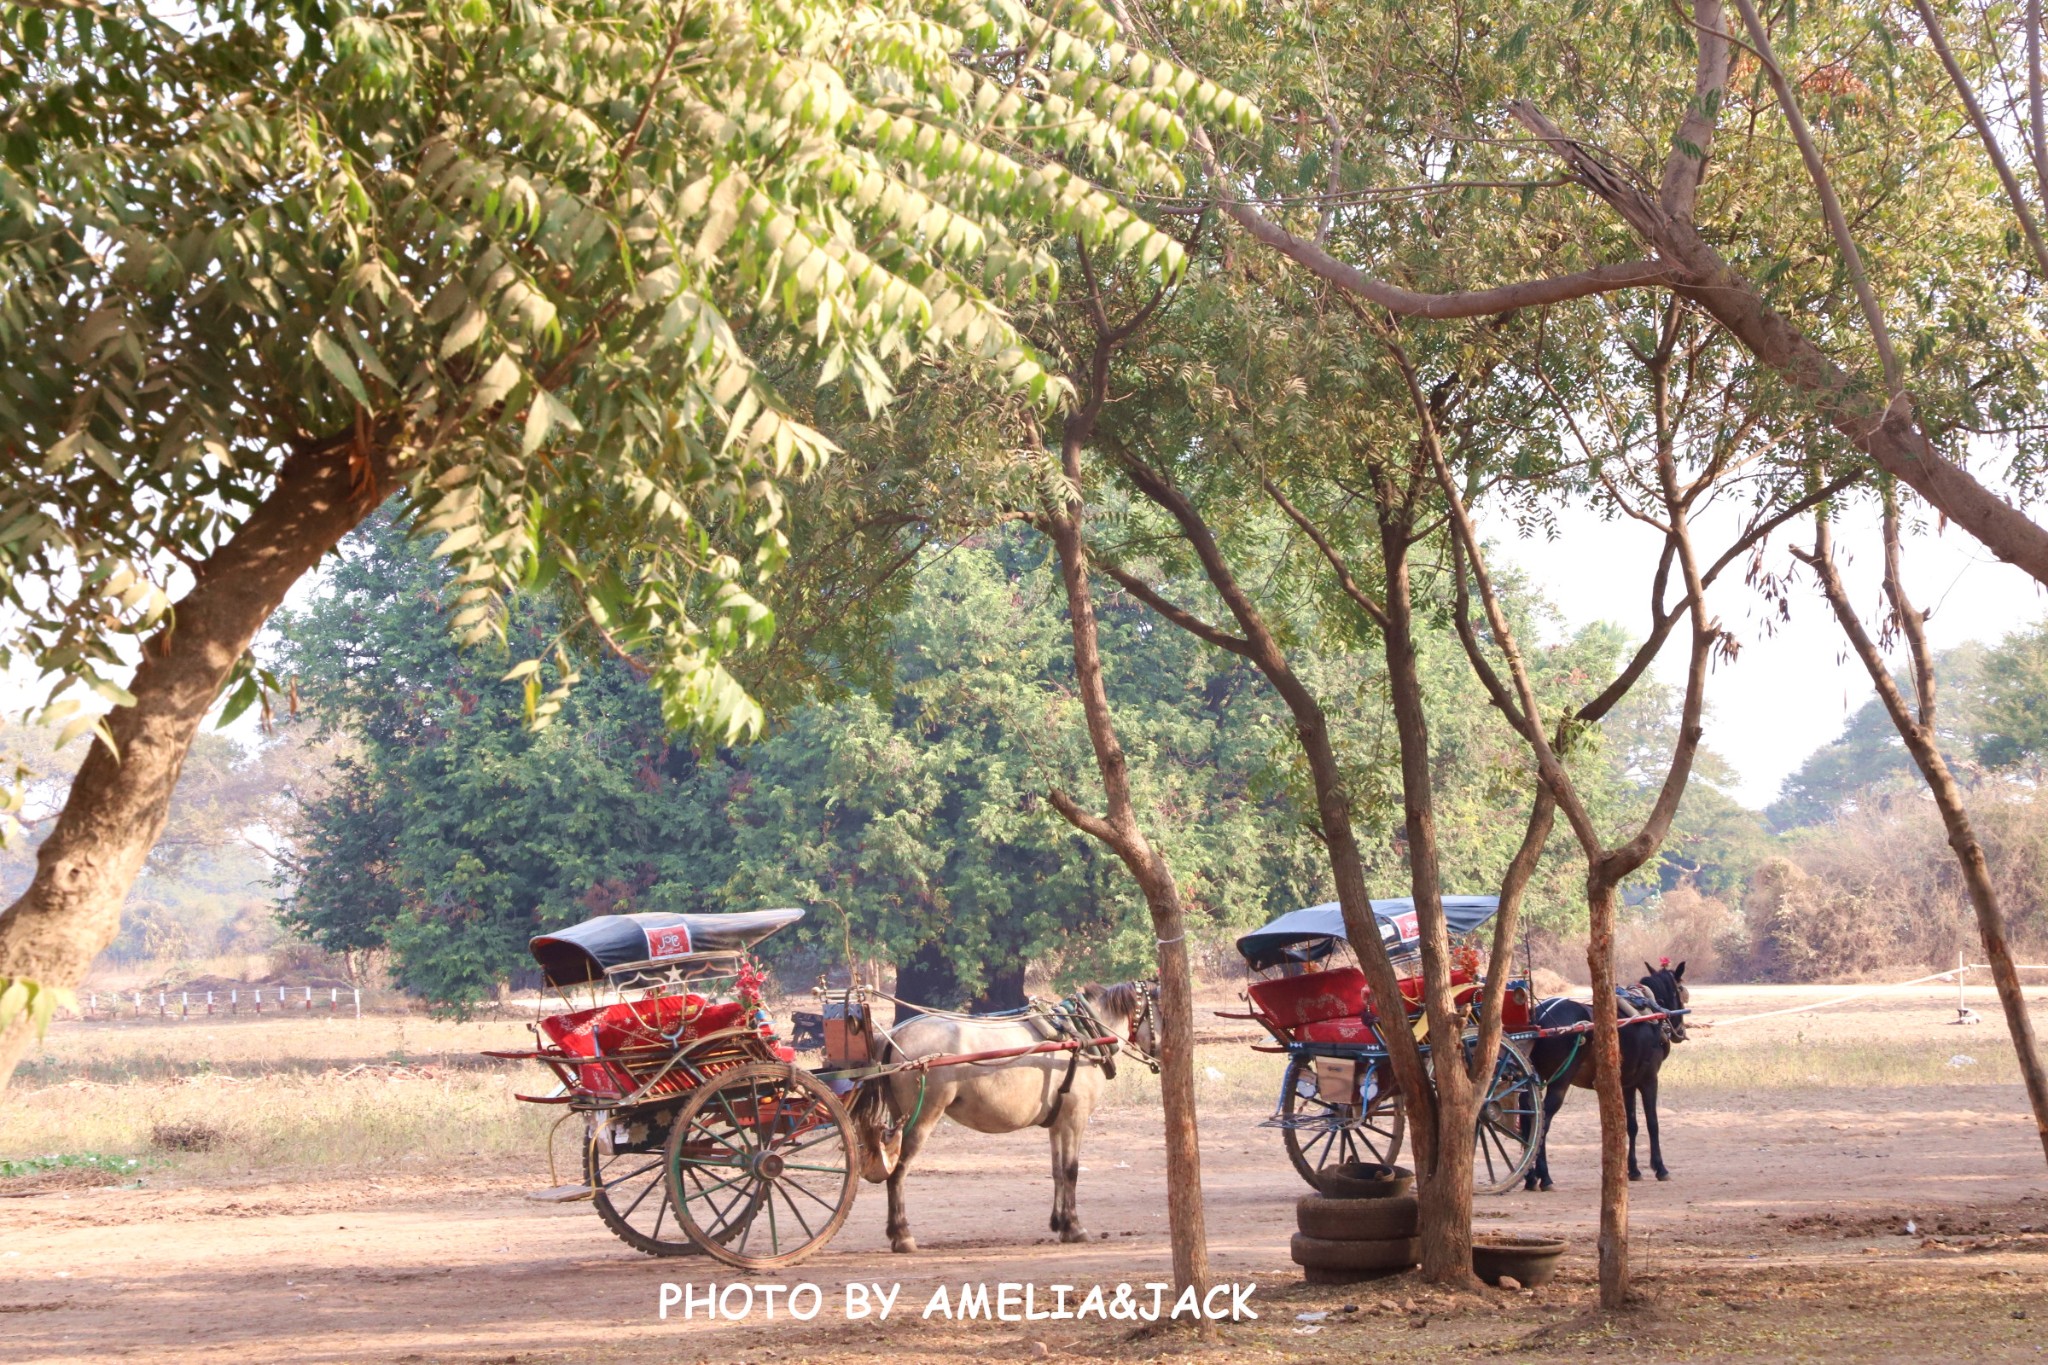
[[1296, 1016, 1379, 1045], [1247, 968, 1367, 1028], [539, 994, 766, 1096]]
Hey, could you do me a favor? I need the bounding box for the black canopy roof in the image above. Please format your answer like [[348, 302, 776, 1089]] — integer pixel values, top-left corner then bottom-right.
[[529, 909, 804, 986], [1235, 897, 1501, 971]]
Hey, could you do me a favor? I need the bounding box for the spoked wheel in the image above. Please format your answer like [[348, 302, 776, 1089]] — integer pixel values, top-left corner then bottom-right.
[[1448, 1040, 1547, 1195], [664, 1061, 859, 1270], [1279, 1056, 1406, 1190], [587, 1116, 701, 1257]]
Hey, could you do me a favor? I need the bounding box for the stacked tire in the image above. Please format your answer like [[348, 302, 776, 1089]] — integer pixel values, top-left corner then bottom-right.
[[1291, 1191, 1420, 1285]]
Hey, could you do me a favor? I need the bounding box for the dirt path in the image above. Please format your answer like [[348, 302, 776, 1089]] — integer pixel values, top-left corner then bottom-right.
[[7, 984, 2048, 1361]]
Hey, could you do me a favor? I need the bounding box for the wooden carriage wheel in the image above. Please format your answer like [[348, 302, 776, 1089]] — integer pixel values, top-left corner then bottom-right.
[[1469, 1041, 1546, 1194], [1279, 1056, 1406, 1189], [663, 1061, 859, 1270], [1423, 1041, 1548, 1195], [587, 1119, 702, 1257]]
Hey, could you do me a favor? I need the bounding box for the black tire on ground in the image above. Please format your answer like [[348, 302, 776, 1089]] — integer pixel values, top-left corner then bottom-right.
[[1302, 1265, 1411, 1286], [1295, 1193, 1419, 1241], [1289, 1232, 1422, 1272], [1315, 1163, 1413, 1199]]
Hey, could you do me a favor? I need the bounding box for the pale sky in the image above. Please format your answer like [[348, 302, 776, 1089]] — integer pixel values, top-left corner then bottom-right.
[[1495, 496, 2047, 810]]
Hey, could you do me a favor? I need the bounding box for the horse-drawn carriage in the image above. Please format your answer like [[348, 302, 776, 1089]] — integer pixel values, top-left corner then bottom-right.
[[1227, 896, 1689, 1194], [491, 908, 1144, 1268], [486, 907, 866, 1269]]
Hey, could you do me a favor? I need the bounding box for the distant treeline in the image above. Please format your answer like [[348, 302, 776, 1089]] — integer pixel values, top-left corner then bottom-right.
[[268, 518, 1769, 1013]]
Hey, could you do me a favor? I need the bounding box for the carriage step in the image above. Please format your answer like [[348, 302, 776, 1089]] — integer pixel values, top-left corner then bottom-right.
[[526, 1184, 595, 1203]]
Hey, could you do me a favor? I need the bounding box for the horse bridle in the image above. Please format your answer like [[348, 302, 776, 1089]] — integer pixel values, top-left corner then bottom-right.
[[1120, 982, 1162, 1075]]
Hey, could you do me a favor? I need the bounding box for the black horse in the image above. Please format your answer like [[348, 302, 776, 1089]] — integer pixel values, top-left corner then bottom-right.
[[1522, 961, 1689, 1190]]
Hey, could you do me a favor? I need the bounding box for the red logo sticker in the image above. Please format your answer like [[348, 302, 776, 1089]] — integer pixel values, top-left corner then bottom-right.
[[644, 925, 692, 959], [1389, 910, 1419, 942]]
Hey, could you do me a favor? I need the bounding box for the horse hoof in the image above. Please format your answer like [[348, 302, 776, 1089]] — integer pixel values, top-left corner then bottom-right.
[[1059, 1227, 1089, 1245], [1628, 1171, 1642, 1182], [891, 1236, 918, 1254], [1655, 1170, 1671, 1182], [1539, 1181, 1554, 1192]]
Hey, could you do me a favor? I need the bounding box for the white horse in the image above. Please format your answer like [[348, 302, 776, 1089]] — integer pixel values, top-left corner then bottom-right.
[[849, 982, 1158, 1252]]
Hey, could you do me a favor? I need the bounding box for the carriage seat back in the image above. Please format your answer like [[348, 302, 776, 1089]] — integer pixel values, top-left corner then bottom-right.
[[1395, 966, 1477, 1013], [539, 993, 752, 1096], [1247, 968, 1367, 1030]]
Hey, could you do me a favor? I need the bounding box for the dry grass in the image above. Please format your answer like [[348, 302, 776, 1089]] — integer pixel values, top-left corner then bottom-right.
[[6, 1069, 561, 1177], [6, 981, 2041, 1182]]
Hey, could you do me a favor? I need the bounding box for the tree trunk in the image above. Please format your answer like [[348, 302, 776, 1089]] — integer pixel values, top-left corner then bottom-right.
[[892, 940, 962, 1025], [1040, 338, 1210, 1302], [1104, 445, 1436, 1173], [0, 443, 391, 1096], [1376, 503, 1475, 1283], [1802, 513, 2048, 1166], [969, 958, 1029, 1014], [1585, 875, 1631, 1308], [1937, 782, 2048, 1166]]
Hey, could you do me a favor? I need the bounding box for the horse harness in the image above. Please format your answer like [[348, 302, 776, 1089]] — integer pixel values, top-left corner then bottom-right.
[[1037, 987, 1156, 1129], [1618, 984, 1677, 1043]]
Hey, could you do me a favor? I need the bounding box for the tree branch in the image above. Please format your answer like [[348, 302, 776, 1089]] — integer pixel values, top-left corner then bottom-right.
[[1090, 557, 1253, 656], [1912, 0, 2048, 280], [1260, 475, 1392, 631], [1657, 0, 1731, 219], [1190, 126, 1672, 319], [1046, 788, 1120, 846], [1728, 0, 1901, 394]]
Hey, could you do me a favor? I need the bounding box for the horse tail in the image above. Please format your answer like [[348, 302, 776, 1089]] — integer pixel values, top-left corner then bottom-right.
[[847, 1078, 901, 1184], [846, 1023, 905, 1183]]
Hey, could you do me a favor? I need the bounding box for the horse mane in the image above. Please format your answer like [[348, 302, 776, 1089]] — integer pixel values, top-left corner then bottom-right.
[[1088, 981, 1137, 1026]]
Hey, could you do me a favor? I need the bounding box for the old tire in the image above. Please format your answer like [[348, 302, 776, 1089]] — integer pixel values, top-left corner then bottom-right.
[[1295, 1193, 1418, 1241], [1315, 1161, 1414, 1200], [1290, 1232, 1421, 1272], [1303, 1264, 1410, 1286]]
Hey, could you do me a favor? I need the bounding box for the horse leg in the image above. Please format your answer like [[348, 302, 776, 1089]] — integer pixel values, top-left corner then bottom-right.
[[1642, 1071, 1669, 1180], [1624, 1082, 1642, 1181], [1048, 1111, 1089, 1243], [1529, 1076, 1569, 1192], [885, 1085, 943, 1254]]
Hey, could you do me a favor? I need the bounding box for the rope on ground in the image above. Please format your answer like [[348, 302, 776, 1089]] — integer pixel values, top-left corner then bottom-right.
[[1699, 963, 2048, 1027]]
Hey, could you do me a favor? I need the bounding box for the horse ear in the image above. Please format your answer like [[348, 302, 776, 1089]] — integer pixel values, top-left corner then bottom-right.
[[1674, 961, 1686, 981], [1643, 961, 1656, 979]]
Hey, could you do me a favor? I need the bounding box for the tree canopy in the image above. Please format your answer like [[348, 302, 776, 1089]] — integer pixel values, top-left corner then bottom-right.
[[0, 0, 1255, 745]]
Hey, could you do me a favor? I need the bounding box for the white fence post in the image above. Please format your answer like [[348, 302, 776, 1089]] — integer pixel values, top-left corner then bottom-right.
[[353, 987, 361, 1020]]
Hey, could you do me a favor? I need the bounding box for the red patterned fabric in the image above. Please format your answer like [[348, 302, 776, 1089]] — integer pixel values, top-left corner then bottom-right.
[[1296, 1016, 1380, 1045], [1247, 968, 1367, 1028], [538, 994, 757, 1096]]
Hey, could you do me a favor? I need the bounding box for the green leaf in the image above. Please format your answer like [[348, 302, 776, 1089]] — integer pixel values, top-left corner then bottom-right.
[[311, 328, 372, 407]]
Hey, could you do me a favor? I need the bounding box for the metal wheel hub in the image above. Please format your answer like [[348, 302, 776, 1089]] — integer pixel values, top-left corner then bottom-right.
[[749, 1150, 786, 1180]]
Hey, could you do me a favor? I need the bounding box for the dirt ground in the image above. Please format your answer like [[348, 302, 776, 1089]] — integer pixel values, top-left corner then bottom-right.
[[6, 982, 2048, 1362]]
